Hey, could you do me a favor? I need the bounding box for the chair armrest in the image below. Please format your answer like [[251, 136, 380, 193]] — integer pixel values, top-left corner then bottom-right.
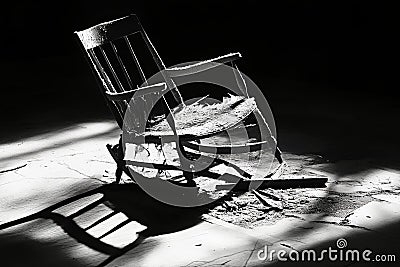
[[105, 82, 167, 101], [165, 52, 242, 77]]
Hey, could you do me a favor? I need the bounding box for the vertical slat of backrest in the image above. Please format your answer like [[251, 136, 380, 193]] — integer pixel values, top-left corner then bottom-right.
[[85, 48, 124, 128], [76, 14, 177, 130], [88, 49, 115, 92], [90, 48, 129, 119], [110, 41, 134, 89], [123, 34, 155, 126], [98, 46, 131, 114], [99, 47, 125, 93], [75, 15, 144, 129], [109, 39, 143, 130], [124, 36, 148, 87]]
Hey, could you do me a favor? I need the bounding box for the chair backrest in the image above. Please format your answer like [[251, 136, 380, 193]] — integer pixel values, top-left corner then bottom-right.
[[75, 14, 183, 128]]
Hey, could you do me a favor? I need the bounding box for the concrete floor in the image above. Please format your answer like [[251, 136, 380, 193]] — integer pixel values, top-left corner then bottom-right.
[[1, 117, 399, 266]]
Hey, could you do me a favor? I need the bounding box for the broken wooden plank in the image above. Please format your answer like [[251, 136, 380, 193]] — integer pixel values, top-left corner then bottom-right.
[[252, 189, 283, 211], [254, 189, 281, 201], [216, 176, 328, 191]]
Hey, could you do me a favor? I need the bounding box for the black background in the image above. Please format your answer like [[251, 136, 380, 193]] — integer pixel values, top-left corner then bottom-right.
[[1, 0, 397, 160]]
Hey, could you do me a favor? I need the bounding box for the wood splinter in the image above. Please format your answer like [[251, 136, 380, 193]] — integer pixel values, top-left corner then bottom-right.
[[252, 189, 283, 211]]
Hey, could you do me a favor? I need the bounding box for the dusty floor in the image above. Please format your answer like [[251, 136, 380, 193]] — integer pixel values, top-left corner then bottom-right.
[[1, 120, 400, 266], [1, 78, 399, 266]]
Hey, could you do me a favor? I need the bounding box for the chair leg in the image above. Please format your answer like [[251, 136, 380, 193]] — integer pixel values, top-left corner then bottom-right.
[[106, 136, 127, 184], [176, 138, 197, 186], [115, 165, 123, 184], [182, 171, 196, 186]]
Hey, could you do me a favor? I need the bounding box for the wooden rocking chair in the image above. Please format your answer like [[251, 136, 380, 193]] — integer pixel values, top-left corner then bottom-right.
[[75, 14, 284, 187]]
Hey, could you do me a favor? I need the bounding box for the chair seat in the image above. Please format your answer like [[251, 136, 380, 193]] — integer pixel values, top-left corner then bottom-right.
[[142, 95, 257, 141]]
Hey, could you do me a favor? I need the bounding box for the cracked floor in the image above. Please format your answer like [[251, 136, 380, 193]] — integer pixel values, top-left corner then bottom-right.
[[1, 120, 400, 266]]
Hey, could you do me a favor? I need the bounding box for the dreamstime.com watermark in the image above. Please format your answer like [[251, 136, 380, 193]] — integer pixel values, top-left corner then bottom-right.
[[257, 238, 396, 263]]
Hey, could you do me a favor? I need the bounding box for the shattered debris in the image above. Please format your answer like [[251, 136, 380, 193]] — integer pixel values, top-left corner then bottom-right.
[[252, 190, 283, 211]]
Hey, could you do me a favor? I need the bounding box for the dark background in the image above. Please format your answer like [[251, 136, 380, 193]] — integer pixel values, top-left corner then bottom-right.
[[1, 0, 397, 161]]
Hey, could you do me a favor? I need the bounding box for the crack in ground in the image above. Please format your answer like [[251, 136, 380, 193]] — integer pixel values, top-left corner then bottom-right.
[[0, 163, 27, 173], [57, 162, 92, 178], [184, 247, 257, 267], [243, 239, 259, 267], [284, 213, 373, 231]]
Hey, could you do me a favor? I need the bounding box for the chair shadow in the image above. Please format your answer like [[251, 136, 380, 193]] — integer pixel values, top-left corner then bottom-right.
[[0, 182, 224, 267], [0, 160, 328, 266]]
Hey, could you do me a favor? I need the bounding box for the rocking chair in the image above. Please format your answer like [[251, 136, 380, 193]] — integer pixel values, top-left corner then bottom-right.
[[75, 14, 284, 187]]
